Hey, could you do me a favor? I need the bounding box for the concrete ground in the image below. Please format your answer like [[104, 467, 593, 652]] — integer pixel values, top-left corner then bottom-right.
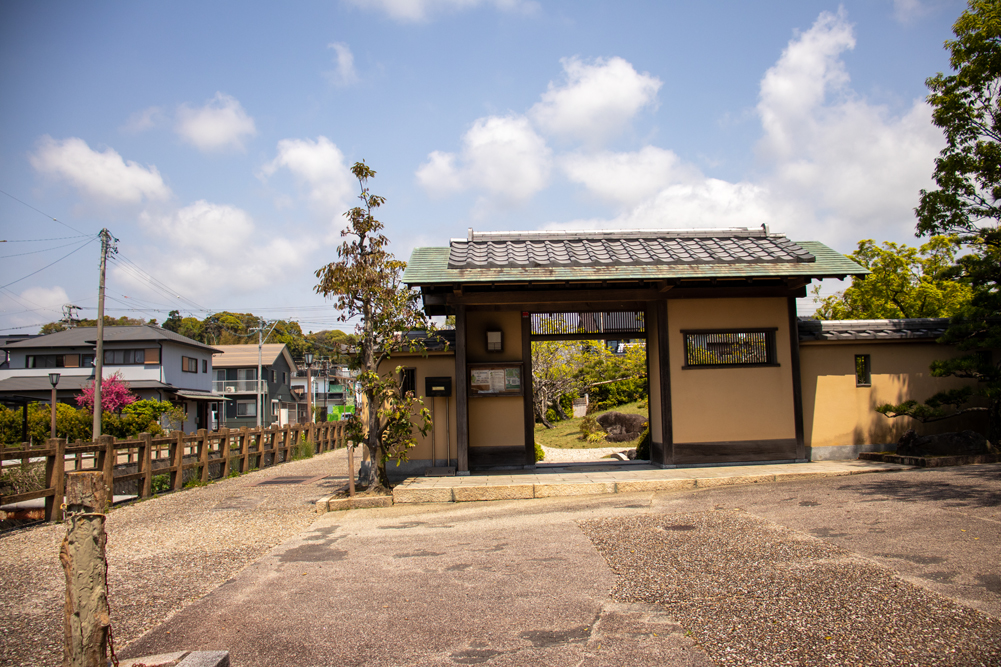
[[117, 463, 1001, 667]]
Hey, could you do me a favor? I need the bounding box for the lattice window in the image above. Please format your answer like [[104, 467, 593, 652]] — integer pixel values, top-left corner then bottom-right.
[[530, 311, 645, 336], [855, 354, 871, 386], [683, 329, 777, 368]]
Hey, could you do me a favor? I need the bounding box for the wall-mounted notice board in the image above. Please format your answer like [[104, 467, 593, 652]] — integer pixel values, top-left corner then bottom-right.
[[468, 362, 523, 397]]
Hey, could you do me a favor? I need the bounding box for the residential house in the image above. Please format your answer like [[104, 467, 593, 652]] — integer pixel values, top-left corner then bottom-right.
[[290, 360, 357, 421], [0, 325, 225, 432], [212, 344, 298, 428]]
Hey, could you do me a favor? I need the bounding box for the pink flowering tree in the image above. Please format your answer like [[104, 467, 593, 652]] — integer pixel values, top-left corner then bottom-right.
[[76, 372, 138, 414]]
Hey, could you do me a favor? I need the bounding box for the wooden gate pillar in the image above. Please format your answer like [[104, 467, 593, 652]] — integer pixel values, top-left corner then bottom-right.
[[454, 304, 469, 474]]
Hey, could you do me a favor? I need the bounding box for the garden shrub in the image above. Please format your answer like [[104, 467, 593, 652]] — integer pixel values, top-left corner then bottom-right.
[[534, 442, 545, 462], [635, 423, 651, 460]]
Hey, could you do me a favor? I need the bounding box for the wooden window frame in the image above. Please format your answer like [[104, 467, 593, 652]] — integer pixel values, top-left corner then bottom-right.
[[681, 328, 779, 369], [181, 356, 198, 373], [236, 400, 257, 417], [401, 367, 417, 397]]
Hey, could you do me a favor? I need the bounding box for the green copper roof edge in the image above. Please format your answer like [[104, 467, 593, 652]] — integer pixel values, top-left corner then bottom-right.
[[402, 241, 867, 284]]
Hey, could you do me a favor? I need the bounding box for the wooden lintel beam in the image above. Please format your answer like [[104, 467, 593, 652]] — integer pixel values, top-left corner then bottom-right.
[[448, 288, 660, 305]]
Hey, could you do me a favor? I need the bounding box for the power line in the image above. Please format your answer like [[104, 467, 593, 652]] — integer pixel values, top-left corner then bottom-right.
[[0, 188, 89, 235], [0, 235, 92, 243], [0, 238, 99, 259], [110, 253, 207, 311], [0, 236, 98, 291]]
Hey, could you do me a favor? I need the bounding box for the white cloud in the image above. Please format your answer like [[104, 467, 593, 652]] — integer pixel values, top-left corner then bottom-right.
[[560, 146, 703, 208], [1, 285, 71, 330], [755, 8, 943, 245], [529, 56, 662, 146], [175, 92, 257, 152], [891, 0, 931, 23], [131, 201, 298, 296], [345, 0, 538, 22], [29, 136, 172, 206], [556, 10, 943, 249], [121, 106, 166, 134], [326, 42, 359, 86], [554, 179, 777, 232], [259, 136, 356, 215], [416, 115, 551, 203]]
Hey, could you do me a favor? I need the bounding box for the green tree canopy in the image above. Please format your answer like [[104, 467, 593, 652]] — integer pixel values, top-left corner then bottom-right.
[[813, 236, 972, 320]]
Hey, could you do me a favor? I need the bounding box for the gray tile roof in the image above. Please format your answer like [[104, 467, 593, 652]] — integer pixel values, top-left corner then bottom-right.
[[0, 376, 172, 392], [405, 237, 866, 285], [797, 318, 950, 342], [4, 325, 221, 352], [447, 229, 815, 269]]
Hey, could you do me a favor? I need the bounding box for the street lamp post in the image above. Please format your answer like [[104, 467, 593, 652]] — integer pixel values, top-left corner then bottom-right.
[[305, 352, 314, 424], [48, 373, 60, 438]]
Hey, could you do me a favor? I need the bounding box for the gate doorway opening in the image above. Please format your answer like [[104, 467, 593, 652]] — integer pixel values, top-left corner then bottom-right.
[[529, 311, 650, 464]]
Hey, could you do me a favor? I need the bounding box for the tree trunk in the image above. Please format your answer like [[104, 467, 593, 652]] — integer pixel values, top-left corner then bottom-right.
[[536, 403, 554, 429], [554, 399, 570, 421]]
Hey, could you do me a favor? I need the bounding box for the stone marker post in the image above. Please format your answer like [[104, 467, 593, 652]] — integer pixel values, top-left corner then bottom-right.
[[60, 471, 110, 667]]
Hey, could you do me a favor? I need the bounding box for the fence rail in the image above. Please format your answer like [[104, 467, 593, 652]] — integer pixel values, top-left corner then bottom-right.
[[0, 421, 347, 521]]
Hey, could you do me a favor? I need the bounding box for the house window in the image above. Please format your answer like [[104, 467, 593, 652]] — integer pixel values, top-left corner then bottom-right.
[[855, 354, 871, 387], [271, 400, 279, 417], [401, 367, 417, 396], [104, 349, 145, 365], [682, 329, 778, 368], [202, 359, 207, 373], [271, 369, 277, 383], [27, 354, 68, 368], [181, 356, 198, 373], [237, 368, 256, 391], [283, 371, 287, 385], [236, 400, 257, 417]]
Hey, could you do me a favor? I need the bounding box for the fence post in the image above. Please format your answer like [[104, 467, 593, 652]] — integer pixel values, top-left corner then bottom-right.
[[99, 435, 114, 503], [138, 433, 152, 498], [219, 428, 231, 477], [44, 438, 66, 522], [268, 425, 278, 467], [239, 427, 249, 473], [61, 470, 110, 667], [197, 429, 209, 483], [171, 432, 185, 491], [278, 425, 288, 463]]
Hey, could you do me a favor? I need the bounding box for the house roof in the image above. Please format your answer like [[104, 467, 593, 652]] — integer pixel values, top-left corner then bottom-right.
[[403, 229, 867, 285], [3, 325, 220, 352], [213, 343, 296, 370], [0, 376, 173, 393], [797, 318, 950, 342]]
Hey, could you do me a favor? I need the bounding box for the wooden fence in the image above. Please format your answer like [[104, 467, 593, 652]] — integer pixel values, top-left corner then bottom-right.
[[0, 421, 347, 521]]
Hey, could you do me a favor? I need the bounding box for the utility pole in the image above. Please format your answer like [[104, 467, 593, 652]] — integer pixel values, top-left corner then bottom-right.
[[256, 321, 263, 429], [251, 318, 279, 429], [92, 229, 116, 440]]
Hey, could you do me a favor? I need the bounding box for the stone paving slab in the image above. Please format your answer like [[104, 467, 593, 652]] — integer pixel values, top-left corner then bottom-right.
[[391, 460, 910, 504]]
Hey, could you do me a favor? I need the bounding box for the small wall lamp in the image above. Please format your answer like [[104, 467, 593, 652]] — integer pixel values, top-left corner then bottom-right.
[[486, 330, 503, 352]]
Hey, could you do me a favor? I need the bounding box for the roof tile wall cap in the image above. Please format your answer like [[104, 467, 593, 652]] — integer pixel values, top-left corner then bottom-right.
[[798, 317, 951, 330], [450, 227, 770, 243]]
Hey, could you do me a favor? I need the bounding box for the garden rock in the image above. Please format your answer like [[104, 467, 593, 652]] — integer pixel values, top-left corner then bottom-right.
[[595, 412, 647, 442], [896, 429, 996, 457]]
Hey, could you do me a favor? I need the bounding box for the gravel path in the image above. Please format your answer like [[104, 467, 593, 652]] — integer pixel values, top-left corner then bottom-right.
[[0, 448, 350, 667], [540, 444, 634, 462], [580, 508, 1001, 667]]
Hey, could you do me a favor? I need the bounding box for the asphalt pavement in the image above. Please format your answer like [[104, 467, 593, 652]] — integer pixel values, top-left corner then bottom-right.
[[116, 464, 1001, 667]]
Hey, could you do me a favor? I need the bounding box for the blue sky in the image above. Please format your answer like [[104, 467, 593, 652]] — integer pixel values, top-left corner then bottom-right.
[[0, 0, 967, 333]]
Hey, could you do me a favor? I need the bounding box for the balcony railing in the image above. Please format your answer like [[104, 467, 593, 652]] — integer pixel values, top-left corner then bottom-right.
[[213, 380, 260, 393]]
